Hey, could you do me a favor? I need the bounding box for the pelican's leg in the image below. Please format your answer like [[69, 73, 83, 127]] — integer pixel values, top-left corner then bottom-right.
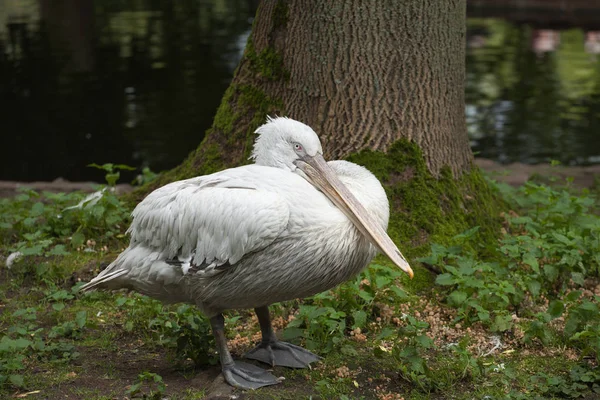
[[209, 314, 281, 389], [245, 306, 321, 368]]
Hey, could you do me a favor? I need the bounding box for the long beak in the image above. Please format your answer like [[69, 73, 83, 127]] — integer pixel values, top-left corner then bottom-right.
[[295, 154, 414, 278]]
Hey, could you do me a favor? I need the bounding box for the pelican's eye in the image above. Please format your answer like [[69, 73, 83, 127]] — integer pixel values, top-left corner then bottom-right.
[[293, 143, 303, 152]]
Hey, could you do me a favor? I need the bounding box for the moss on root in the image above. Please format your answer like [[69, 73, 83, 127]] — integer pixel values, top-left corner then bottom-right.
[[347, 140, 504, 284]]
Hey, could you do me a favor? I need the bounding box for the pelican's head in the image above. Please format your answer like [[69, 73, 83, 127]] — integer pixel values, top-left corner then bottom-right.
[[252, 116, 413, 278], [251, 117, 323, 171]]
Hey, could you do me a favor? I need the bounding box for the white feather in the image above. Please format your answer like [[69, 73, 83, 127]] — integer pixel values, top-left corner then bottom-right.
[[128, 168, 290, 267]]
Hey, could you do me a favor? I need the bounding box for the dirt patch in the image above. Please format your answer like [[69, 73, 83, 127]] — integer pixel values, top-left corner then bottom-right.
[[23, 332, 222, 400]]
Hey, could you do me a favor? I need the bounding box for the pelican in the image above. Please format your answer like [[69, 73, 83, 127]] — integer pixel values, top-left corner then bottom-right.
[[81, 117, 413, 390]]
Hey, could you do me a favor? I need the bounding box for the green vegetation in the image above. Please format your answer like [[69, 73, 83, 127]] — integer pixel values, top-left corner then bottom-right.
[[348, 141, 505, 259], [2, 166, 600, 399]]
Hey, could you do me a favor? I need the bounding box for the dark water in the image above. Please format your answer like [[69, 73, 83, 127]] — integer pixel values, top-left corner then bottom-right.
[[1, 1, 599, 182], [0, 0, 257, 182], [466, 19, 600, 165]]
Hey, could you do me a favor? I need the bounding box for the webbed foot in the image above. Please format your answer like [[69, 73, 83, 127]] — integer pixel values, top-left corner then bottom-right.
[[222, 360, 282, 390], [245, 340, 321, 368]]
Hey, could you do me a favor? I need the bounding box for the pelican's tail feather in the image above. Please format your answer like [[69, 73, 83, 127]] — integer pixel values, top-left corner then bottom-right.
[[78, 246, 190, 303], [80, 268, 128, 292]]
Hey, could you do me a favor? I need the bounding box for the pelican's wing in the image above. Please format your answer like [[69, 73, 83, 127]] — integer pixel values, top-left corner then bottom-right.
[[127, 174, 290, 275]]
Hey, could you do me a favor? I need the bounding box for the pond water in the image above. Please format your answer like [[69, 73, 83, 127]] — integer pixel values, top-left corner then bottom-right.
[[466, 18, 600, 166], [1, 1, 599, 182]]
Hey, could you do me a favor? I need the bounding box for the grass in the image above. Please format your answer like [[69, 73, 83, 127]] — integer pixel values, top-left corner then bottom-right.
[[1, 169, 600, 399]]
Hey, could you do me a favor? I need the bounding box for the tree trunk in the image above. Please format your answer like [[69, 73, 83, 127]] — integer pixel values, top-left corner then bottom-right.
[[140, 0, 502, 261], [252, 0, 472, 176]]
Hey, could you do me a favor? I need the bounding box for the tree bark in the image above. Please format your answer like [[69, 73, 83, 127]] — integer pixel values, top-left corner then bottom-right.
[[152, 0, 471, 185], [253, 0, 472, 175]]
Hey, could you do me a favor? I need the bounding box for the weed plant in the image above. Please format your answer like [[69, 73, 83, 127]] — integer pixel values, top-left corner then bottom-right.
[[2, 169, 600, 398]]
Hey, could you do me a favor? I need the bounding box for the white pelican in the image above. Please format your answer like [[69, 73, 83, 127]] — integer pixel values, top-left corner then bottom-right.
[[81, 117, 413, 389]]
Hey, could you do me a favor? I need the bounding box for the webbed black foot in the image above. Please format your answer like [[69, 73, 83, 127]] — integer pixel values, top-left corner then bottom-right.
[[210, 313, 282, 390], [245, 340, 321, 368], [222, 360, 282, 390]]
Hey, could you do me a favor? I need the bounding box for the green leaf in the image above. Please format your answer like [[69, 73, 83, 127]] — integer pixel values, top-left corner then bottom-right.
[[49, 289, 73, 301], [9, 374, 24, 387], [30, 202, 45, 216], [23, 217, 37, 227], [282, 327, 304, 341], [547, 300, 565, 319], [71, 232, 85, 247], [564, 315, 582, 337], [578, 301, 598, 313], [571, 272, 585, 286], [90, 204, 106, 219], [352, 310, 367, 329], [448, 290, 467, 306], [523, 253, 540, 273], [88, 163, 110, 171], [457, 260, 476, 276], [415, 334, 433, 349], [48, 244, 70, 256], [373, 345, 388, 358], [377, 327, 395, 340], [114, 164, 136, 171], [375, 275, 391, 289], [543, 264, 559, 282], [552, 232, 572, 245], [389, 286, 408, 299], [20, 245, 44, 256], [106, 171, 120, 186], [115, 296, 128, 307], [527, 280, 541, 297], [15, 193, 29, 202], [52, 303, 65, 311], [340, 345, 358, 356], [566, 291, 582, 302], [357, 289, 374, 302], [491, 314, 513, 332], [75, 311, 87, 328], [0, 337, 32, 351], [14, 338, 33, 350], [477, 310, 490, 322], [453, 226, 480, 241], [435, 273, 455, 286], [126, 382, 141, 395]]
